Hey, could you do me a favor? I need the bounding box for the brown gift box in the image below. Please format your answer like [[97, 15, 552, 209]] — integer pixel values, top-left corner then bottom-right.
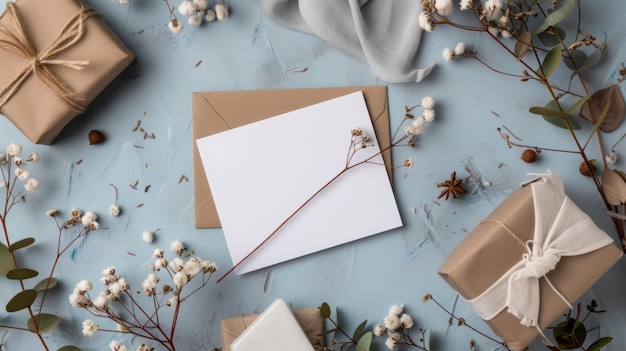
[[0, 0, 134, 144], [192, 86, 391, 228], [221, 307, 324, 351], [438, 182, 622, 351]]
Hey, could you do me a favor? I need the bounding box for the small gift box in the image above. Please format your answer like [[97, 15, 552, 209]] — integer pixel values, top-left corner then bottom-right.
[[0, 0, 134, 144], [221, 301, 324, 351], [438, 172, 622, 351]]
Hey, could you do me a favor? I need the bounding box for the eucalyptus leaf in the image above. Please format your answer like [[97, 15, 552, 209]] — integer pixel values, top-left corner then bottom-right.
[[57, 347, 82, 351], [565, 96, 591, 115], [8, 237, 35, 252], [564, 49, 587, 71], [530, 106, 568, 118], [535, 100, 582, 130], [537, 26, 566, 47], [553, 318, 587, 349], [352, 320, 368, 341], [319, 302, 331, 319], [587, 337, 613, 351], [578, 48, 603, 72], [28, 313, 61, 334], [33, 277, 59, 292], [0, 243, 11, 275], [532, 0, 575, 35], [541, 47, 562, 78], [6, 289, 37, 312], [6, 267, 39, 280], [580, 84, 625, 132], [355, 331, 372, 351], [515, 31, 532, 59]]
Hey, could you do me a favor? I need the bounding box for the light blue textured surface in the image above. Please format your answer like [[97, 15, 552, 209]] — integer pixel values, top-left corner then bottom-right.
[[1, 1, 625, 350]]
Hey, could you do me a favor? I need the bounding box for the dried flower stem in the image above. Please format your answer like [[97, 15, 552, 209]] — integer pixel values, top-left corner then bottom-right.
[[424, 294, 510, 349]]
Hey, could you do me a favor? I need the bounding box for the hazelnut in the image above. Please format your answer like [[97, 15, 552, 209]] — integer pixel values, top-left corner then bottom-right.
[[579, 161, 596, 177], [521, 149, 537, 163], [88, 130, 105, 145]]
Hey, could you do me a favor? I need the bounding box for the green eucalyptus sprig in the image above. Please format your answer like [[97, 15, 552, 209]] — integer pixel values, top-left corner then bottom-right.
[[319, 302, 373, 351], [547, 300, 613, 351]]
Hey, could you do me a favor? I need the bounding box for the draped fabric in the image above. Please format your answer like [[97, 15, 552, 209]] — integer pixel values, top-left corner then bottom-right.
[[259, 0, 435, 83]]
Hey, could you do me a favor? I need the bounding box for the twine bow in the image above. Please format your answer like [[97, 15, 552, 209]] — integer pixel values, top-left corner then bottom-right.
[[0, 2, 99, 113], [467, 172, 614, 339]]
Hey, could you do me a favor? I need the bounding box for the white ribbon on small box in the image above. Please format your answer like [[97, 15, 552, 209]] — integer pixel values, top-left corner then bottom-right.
[[468, 172, 614, 340]]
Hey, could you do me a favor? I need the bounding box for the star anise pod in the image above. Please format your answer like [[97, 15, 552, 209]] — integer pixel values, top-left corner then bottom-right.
[[437, 171, 467, 202]]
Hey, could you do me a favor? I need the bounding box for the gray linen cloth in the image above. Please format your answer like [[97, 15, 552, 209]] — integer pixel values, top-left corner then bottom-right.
[[259, 0, 435, 83]]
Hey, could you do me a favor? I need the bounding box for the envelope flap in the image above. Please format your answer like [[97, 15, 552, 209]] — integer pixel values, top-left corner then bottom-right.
[[192, 86, 391, 229]]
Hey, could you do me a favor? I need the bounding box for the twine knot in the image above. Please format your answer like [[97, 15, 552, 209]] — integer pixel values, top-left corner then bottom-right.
[[0, 2, 99, 113]]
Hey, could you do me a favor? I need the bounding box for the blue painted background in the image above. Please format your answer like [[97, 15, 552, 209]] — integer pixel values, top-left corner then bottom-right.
[[1, 1, 625, 350]]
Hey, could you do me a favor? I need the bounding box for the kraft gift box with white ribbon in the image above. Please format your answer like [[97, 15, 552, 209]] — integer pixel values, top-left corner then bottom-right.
[[439, 172, 622, 351]]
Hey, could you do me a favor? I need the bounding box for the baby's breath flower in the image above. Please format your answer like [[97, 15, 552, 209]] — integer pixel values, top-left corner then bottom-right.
[[421, 96, 435, 109], [193, 0, 208, 10], [205, 9, 216, 21], [24, 178, 39, 191], [606, 150, 617, 164], [155, 258, 168, 269], [385, 337, 398, 350], [183, 260, 201, 278], [89, 221, 100, 230], [203, 261, 218, 273], [373, 324, 387, 336], [442, 47, 454, 61], [110, 340, 128, 351], [6, 143, 22, 157], [142, 230, 154, 243], [388, 331, 401, 341], [460, 0, 472, 10], [76, 279, 93, 293], [170, 240, 185, 255], [142, 273, 159, 295], [423, 109, 436, 122], [68, 292, 90, 307], [169, 257, 184, 272], [168, 20, 183, 34], [173, 271, 189, 286], [418, 12, 434, 32], [215, 4, 229, 20], [404, 158, 413, 168], [82, 319, 98, 336], [178, 0, 195, 16], [400, 313, 414, 328], [81, 212, 97, 226], [454, 42, 465, 55], [116, 323, 129, 332], [110, 204, 120, 217], [153, 248, 164, 258], [188, 13, 203, 26], [93, 295, 110, 310], [435, 0, 453, 16], [389, 304, 404, 316], [15, 168, 29, 180], [384, 313, 401, 330], [27, 152, 39, 162], [46, 208, 58, 217], [102, 266, 116, 277]]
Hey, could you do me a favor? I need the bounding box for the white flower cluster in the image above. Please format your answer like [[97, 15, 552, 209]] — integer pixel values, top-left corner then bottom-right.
[[172, 0, 229, 33], [419, 0, 510, 38], [404, 96, 436, 136], [61, 208, 100, 231], [372, 304, 415, 350], [1, 143, 40, 192], [442, 42, 465, 61], [69, 241, 218, 343]]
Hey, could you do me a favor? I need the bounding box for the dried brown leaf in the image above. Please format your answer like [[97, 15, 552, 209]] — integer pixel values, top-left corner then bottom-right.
[[580, 84, 625, 132], [602, 168, 626, 205]]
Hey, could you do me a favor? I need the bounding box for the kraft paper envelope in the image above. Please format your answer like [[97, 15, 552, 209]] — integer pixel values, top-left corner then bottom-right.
[[192, 86, 391, 228], [196, 91, 402, 274]]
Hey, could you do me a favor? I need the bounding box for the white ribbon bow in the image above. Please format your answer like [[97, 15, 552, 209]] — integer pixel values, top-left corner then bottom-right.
[[468, 172, 613, 329]]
